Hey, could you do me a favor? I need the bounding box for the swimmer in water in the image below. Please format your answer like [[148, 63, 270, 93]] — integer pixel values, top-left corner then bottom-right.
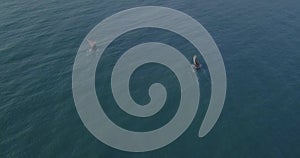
[[193, 55, 202, 69], [87, 39, 97, 52]]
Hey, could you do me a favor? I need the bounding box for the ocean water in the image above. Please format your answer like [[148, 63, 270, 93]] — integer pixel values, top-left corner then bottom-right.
[[1, 0, 300, 157]]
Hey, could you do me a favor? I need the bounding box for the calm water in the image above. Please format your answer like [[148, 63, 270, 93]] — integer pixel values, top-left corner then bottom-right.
[[1, 0, 300, 157]]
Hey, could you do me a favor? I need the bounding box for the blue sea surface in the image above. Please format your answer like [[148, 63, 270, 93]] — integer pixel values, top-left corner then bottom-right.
[[1, 0, 300, 157]]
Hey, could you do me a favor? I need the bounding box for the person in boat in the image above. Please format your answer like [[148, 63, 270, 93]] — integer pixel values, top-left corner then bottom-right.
[[193, 55, 202, 69]]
